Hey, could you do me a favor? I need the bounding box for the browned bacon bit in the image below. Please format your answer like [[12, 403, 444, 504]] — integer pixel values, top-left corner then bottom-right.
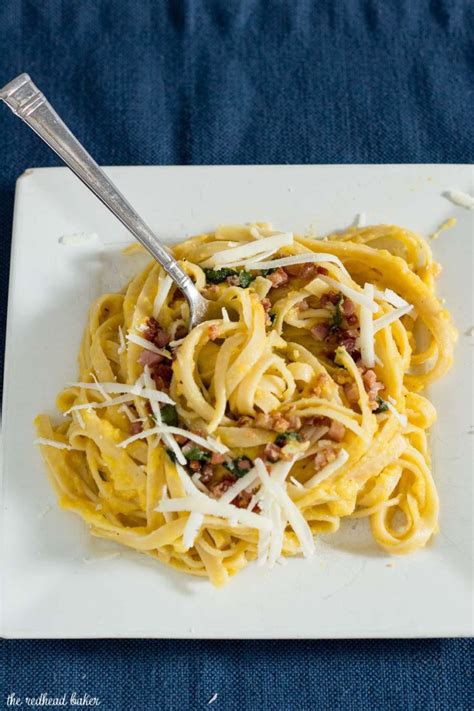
[[210, 452, 225, 465], [154, 330, 170, 348], [208, 324, 219, 341], [130, 421, 143, 435], [339, 333, 359, 355], [226, 274, 241, 286], [142, 316, 157, 339], [298, 299, 310, 311], [362, 369, 385, 410], [343, 381, 359, 404], [285, 263, 326, 280], [202, 284, 219, 298], [232, 490, 253, 509], [237, 415, 254, 426], [320, 291, 341, 307], [273, 414, 292, 433], [314, 447, 337, 471], [255, 412, 274, 430], [236, 457, 252, 472], [255, 411, 302, 433], [299, 424, 315, 441], [346, 313, 358, 326], [151, 363, 173, 390], [267, 268, 289, 288], [288, 414, 302, 430], [200, 464, 214, 484], [144, 317, 170, 348], [311, 323, 329, 341], [284, 263, 304, 276], [342, 297, 356, 317], [284, 263, 315, 279], [311, 373, 330, 398], [261, 298, 272, 312], [327, 420, 346, 442], [189, 460, 202, 472], [299, 263, 319, 279], [263, 442, 284, 462], [174, 324, 188, 340], [138, 350, 163, 367], [210, 476, 236, 498], [174, 434, 188, 445], [311, 415, 329, 426], [345, 328, 359, 339]]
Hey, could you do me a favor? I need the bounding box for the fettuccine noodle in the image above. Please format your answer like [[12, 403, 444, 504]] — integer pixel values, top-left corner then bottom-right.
[[35, 222, 456, 586]]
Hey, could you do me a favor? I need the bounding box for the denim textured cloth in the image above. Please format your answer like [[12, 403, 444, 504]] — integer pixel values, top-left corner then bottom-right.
[[0, 1, 472, 709]]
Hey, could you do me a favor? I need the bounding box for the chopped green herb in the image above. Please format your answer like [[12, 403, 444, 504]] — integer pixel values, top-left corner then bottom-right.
[[374, 396, 389, 414], [160, 404, 178, 426], [238, 270, 255, 288], [329, 293, 344, 332], [165, 448, 177, 463], [184, 447, 211, 462], [261, 268, 277, 276], [224, 456, 254, 478], [268, 312, 276, 325], [275, 431, 301, 447], [204, 267, 238, 284]]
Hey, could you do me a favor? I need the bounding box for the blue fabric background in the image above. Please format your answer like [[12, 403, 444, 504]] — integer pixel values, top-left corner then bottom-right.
[[1, 1, 472, 709]]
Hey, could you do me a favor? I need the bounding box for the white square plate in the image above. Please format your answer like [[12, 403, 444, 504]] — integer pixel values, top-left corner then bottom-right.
[[1, 165, 472, 638]]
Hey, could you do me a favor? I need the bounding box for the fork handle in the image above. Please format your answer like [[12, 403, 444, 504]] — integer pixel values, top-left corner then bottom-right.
[[0, 73, 199, 299]]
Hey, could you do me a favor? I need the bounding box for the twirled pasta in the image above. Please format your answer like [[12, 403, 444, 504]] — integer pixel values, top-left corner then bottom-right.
[[35, 222, 456, 586]]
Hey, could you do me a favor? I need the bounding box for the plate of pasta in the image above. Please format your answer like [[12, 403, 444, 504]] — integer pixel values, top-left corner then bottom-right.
[[2, 164, 472, 638]]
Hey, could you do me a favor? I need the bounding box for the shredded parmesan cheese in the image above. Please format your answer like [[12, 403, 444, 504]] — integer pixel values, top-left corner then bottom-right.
[[191, 473, 210, 494], [156, 495, 271, 530], [73, 409, 85, 429], [386, 398, 408, 427], [91, 373, 111, 401], [169, 337, 186, 348], [289, 476, 304, 490], [244, 252, 349, 275], [267, 501, 286, 568], [202, 232, 293, 268], [126, 333, 172, 359], [160, 485, 172, 523], [182, 512, 204, 550], [319, 276, 378, 312], [247, 493, 261, 511], [444, 190, 474, 210], [34, 438, 75, 450], [360, 283, 375, 368], [64, 393, 138, 416], [67, 380, 175, 405], [374, 287, 409, 309], [256, 459, 314, 559], [119, 404, 137, 422], [117, 326, 126, 355], [119, 425, 227, 453], [373, 304, 413, 333], [153, 273, 173, 319]]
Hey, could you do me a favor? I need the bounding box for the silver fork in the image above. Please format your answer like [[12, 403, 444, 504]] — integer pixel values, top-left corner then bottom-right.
[[0, 73, 209, 328]]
